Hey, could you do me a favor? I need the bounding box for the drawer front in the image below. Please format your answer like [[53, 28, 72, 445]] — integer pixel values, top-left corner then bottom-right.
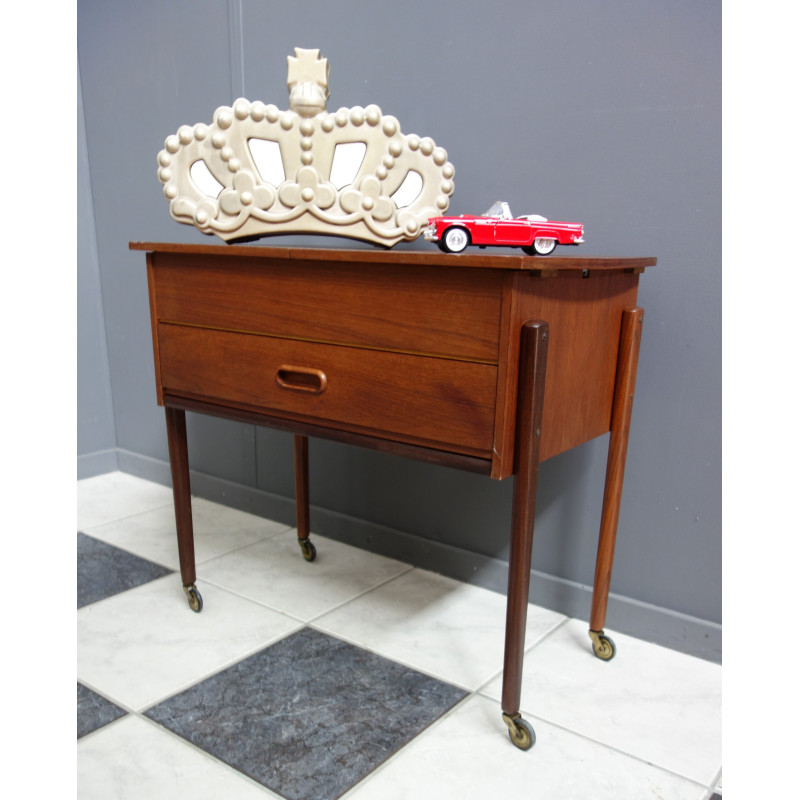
[[158, 323, 498, 457], [150, 254, 503, 363]]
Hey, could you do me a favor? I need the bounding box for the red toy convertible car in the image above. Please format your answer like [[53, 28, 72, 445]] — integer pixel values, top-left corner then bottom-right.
[[424, 201, 584, 255]]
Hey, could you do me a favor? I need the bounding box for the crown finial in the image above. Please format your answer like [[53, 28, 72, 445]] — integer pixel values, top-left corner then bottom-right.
[[157, 47, 455, 246], [287, 48, 329, 117]]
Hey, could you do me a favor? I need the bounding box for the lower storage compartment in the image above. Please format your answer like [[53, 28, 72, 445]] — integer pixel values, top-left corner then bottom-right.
[[157, 323, 498, 457]]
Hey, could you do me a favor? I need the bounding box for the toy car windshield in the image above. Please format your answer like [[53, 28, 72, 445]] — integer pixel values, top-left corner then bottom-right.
[[482, 201, 513, 219]]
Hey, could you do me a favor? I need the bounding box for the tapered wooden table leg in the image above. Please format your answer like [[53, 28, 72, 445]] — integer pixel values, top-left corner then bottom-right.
[[501, 320, 549, 750], [588, 307, 644, 659], [165, 406, 202, 612], [294, 434, 316, 562]]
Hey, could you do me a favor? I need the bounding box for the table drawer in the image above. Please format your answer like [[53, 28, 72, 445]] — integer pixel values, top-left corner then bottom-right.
[[150, 254, 504, 363], [157, 323, 498, 457]]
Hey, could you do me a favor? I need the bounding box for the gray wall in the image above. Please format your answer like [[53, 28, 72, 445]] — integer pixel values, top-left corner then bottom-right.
[[78, 65, 117, 474], [77, 0, 721, 660]]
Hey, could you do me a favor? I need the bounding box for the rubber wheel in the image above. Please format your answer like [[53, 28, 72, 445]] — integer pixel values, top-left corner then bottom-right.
[[185, 585, 203, 613], [508, 717, 536, 751], [592, 633, 616, 661], [299, 539, 317, 562], [441, 227, 469, 253], [531, 237, 557, 255]]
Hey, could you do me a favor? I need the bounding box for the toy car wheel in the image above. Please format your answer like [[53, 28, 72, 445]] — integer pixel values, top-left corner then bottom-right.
[[441, 226, 470, 253], [531, 237, 557, 256]]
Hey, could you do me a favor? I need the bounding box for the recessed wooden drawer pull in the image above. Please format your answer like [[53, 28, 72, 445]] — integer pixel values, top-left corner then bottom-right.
[[276, 365, 328, 394]]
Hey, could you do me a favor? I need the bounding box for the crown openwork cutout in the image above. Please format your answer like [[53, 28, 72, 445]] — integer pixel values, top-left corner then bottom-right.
[[157, 48, 456, 246]]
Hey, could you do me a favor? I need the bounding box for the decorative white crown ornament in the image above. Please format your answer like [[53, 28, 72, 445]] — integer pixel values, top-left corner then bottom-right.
[[157, 48, 455, 246]]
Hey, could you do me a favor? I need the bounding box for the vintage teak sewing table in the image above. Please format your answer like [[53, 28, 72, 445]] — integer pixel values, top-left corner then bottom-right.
[[131, 241, 655, 749]]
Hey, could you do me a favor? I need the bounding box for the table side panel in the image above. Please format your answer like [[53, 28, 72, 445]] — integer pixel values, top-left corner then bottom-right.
[[157, 322, 498, 458], [150, 253, 504, 364], [523, 272, 641, 462]]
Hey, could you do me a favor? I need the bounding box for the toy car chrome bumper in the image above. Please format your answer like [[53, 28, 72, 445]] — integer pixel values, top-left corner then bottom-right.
[[423, 225, 439, 241]]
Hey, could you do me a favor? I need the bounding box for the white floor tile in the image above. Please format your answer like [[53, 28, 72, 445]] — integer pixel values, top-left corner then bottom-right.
[[482, 618, 721, 785], [78, 472, 173, 529], [315, 568, 566, 689], [201, 530, 413, 621], [82, 496, 290, 569], [77, 575, 300, 710], [344, 694, 706, 800], [78, 715, 280, 799]]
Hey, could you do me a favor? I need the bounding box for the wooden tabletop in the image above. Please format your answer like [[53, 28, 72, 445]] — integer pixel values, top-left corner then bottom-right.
[[130, 241, 657, 273]]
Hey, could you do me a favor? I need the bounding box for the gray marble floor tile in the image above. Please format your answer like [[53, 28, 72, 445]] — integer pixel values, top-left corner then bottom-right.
[[146, 627, 467, 800], [77, 683, 127, 738], [78, 532, 173, 608]]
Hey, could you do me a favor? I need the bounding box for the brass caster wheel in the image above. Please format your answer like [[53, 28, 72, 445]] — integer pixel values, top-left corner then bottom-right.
[[183, 584, 203, 613], [298, 538, 317, 562], [589, 630, 616, 661], [502, 713, 536, 751]]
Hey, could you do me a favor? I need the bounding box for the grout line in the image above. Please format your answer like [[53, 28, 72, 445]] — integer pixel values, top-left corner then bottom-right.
[[82, 510, 294, 575], [136, 713, 281, 796], [135, 620, 306, 713], [77, 679, 141, 719], [301, 561, 417, 625], [77, 530, 177, 574], [449, 611, 571, 700], [76, 712, 131, 745], [522, 613, 572, 656], [305, 620, 474, 693], [337, 691, 474, 800], [194, 522, 295, 566], [78, 500, 176, 534], [195, 532, 415, 623], [708, 765, 723, 796], [194, 575, 310, 625], [509, 705, 712, 789], [77, 572, 178, 613], [82, 706, 278, 797]]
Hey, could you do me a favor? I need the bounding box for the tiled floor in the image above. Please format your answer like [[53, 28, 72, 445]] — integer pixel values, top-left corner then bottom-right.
[[77, 471, 722, 800]]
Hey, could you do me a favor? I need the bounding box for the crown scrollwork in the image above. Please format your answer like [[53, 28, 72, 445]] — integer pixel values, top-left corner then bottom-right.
[[157, 48, 455, 246]]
